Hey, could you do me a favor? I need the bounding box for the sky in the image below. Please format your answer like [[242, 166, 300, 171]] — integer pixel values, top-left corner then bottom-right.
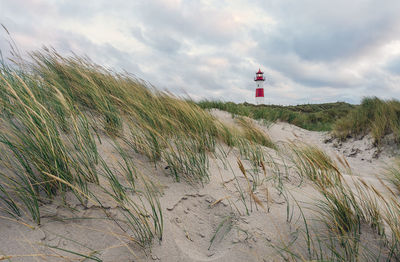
[[1, 0, 400, 105]]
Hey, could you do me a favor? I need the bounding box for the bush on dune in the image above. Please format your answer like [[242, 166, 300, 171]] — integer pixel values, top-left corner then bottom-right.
[[333, 97, 400, 144]]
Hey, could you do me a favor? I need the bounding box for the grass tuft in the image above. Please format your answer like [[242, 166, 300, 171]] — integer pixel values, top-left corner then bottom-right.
[[333, 97, 400, 144]]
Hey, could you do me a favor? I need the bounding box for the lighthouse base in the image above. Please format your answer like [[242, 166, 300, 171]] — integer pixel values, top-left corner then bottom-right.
[[255, 97, 264, 105]]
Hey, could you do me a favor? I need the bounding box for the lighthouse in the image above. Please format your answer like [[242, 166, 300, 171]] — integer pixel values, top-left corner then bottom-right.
[[254, 68, 265, 105]]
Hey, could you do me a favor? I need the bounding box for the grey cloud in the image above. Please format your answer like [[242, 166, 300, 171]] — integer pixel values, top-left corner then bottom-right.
[[131, 0, 239, 46], [2, 0, 400, 105], [259, 0, 400, 62], [385, 56, 400, 75], [56, 1, 106, 19], [131, 26, 182, 54], [254, 52, 362, 90]]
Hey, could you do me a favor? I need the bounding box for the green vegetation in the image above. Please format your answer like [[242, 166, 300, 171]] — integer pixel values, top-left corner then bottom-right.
[[333, 97, 400, 144], [198, 100, 355, 131], [0, 51, 164, 247]]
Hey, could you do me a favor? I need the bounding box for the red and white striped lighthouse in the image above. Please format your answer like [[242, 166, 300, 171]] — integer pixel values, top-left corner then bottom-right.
[[254, 68, 265, 105]]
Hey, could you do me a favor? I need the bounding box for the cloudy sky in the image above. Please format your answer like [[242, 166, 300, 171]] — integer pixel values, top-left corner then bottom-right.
[[1, 0, 400, 104]]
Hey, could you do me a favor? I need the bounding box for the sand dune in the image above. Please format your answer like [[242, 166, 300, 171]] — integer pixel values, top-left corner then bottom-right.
[[0, 109, 397, 261]]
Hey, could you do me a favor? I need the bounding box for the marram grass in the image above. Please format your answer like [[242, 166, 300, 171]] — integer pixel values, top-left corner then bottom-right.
[[271, 143, 400, 261], [0, 49, 277, 254], [333, 96, 400, 144]]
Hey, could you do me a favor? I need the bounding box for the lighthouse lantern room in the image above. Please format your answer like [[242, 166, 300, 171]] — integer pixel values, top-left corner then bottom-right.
[[254, 68, 265, 105]]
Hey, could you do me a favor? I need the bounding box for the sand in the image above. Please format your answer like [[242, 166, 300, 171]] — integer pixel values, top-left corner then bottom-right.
[[0, 109, 397, 261]]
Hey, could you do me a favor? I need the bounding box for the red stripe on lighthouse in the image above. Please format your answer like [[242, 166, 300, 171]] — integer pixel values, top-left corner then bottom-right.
[[256, 88, 264, 97]]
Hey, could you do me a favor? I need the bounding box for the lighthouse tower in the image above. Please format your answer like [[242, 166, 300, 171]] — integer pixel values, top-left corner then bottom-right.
[[254, 68, 265, 105]]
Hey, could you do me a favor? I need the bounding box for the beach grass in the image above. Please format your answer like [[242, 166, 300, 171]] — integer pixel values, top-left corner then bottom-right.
[[333, 97, 400, 144], [0, 48, 279, 254]]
